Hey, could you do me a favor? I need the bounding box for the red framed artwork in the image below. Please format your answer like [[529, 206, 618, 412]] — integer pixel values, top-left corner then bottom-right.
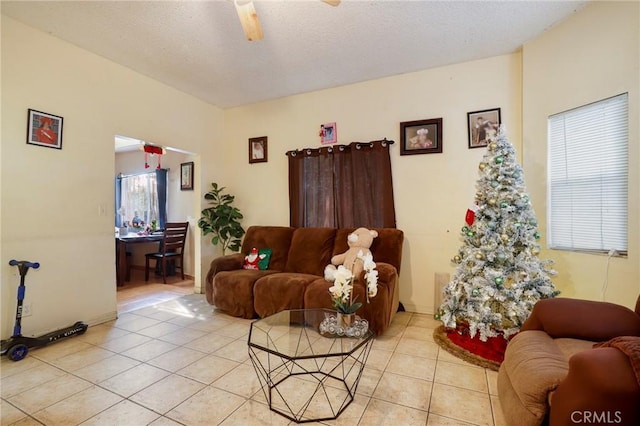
[[27, 109, 63, 149]]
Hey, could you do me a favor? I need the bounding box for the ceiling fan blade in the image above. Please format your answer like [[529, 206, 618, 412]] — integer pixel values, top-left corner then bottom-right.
[[322, 0, 341, 6], [235, 0, 263, 41]]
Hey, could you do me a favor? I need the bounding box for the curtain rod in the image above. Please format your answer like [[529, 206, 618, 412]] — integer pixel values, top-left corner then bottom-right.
[[285, 138, 395, 156], [117, 168, 169, 178]]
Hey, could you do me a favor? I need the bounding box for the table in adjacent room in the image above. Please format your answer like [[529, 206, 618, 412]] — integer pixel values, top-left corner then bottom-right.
[[115, 232, 163, 286]]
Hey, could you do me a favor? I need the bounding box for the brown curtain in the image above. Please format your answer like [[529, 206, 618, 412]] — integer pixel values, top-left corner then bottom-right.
[[287, 139, 396, 228]]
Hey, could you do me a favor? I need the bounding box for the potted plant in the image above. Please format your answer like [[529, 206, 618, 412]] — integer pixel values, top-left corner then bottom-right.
[[198, 182, 245, 255]]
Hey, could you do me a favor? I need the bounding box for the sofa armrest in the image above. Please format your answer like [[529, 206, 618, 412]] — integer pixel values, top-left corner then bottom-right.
[[549, 347, 640, 426], [353, 261, 399, 334], [521, 298, 640, 341], [205, 253, 245, 304], [364, 261, 399, 316], [355, 262, 397, 293], [206, 253, 245, 282], [371, 262, 397, 285]]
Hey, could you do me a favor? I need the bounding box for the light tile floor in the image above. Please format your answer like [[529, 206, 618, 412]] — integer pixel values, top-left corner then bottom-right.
[[116, 269, 194, 314], [1, 294, 506, 426]]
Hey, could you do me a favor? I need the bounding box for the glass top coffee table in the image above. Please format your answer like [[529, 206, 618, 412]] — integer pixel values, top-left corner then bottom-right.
[[247, 309, 374, 423]]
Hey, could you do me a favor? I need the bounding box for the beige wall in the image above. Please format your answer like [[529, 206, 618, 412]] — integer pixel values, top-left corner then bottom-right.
[[115, 150, 198, 275], [522, 1, 640, 308], [1, 16, 223, 338], [223, 53, 523, 313]]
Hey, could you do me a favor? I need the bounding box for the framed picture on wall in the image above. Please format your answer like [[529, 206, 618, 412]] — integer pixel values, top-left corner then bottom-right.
[[249, 136, 268, 164], [400, 118, 443, 155], [27, 109, 64, 149], [320, 122, 337, 144], [180, 161, 194, 190], [467, 108, 501, 149]]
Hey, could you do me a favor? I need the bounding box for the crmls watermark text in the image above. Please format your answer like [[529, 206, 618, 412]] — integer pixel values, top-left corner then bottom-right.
[[571, 411, 622, 424]]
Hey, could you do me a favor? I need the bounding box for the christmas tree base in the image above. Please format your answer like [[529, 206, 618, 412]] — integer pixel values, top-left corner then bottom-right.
[[433, 325, 507, 371]]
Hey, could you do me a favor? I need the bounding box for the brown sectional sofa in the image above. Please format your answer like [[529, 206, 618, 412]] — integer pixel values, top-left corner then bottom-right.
[[205, 225, 404, 334]]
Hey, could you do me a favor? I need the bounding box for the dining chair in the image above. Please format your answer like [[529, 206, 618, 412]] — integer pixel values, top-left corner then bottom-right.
[[145, 222, 189, 283]]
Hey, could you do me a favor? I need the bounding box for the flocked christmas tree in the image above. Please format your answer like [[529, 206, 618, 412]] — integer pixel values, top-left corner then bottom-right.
[[436, 126, 559, 342]]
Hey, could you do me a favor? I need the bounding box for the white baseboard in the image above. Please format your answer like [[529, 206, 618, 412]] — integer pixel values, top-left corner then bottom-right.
[[87, 310, 117, 326], [400, 302, 434, 315]]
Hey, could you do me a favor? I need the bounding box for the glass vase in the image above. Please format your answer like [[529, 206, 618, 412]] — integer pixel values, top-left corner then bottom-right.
[[337, 312, 355, 328]]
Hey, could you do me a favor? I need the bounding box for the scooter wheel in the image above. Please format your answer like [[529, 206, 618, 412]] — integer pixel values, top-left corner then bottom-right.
[[7, 344, 29, 361]]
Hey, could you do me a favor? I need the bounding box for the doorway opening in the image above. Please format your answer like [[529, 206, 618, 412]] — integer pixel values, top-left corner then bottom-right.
[[115, 135, 201, 313]]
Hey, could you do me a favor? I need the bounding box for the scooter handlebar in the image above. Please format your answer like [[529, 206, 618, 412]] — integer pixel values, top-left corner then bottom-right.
[[9, 260, 40, 269]]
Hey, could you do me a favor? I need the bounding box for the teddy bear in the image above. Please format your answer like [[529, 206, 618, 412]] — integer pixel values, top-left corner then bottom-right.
[[324, 227, 378, 281]]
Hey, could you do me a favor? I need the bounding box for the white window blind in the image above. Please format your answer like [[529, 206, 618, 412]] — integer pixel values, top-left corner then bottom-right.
[[120, 172, 159, 226], [547, 93, 628, 254]]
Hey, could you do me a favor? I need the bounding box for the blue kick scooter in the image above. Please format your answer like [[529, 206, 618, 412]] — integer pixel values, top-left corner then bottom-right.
[[1, 260, 88, 361]]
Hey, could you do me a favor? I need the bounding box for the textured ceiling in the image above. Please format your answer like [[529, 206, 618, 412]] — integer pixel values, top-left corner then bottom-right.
[[2, 0, 587, 108]]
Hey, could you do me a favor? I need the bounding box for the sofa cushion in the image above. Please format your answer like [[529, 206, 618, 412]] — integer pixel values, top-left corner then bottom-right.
[[554, 338, 595, 360], [500, 330, 569, 422], [285, 227, 336, 276], [254, 273, 320, 318], [241, 226, 295, 271], [212, 269, 278, 319]]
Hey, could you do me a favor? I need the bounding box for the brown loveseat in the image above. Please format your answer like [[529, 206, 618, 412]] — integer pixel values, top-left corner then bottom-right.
[[205, 226, 404, 334], [498, 296, 640, 426]]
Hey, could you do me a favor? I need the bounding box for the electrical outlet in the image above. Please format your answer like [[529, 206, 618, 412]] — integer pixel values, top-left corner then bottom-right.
[[22, 303, 32, 317]]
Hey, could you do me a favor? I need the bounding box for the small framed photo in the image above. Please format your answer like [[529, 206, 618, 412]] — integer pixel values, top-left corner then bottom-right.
[[249, 136, 268, 164], [320, 122, 337, 144], [467, 108, 501, 149], [27, 109, 63, 149], [180, 161, 194, 191], [400, 118, 443, 155]]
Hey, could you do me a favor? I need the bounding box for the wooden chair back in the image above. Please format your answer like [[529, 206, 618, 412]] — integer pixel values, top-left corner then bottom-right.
[[161, 222, 189, 255]]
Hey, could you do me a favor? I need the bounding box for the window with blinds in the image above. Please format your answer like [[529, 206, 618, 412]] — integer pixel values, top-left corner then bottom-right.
[[120, 172, 159, 227], [547, 93, 628, 255]]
